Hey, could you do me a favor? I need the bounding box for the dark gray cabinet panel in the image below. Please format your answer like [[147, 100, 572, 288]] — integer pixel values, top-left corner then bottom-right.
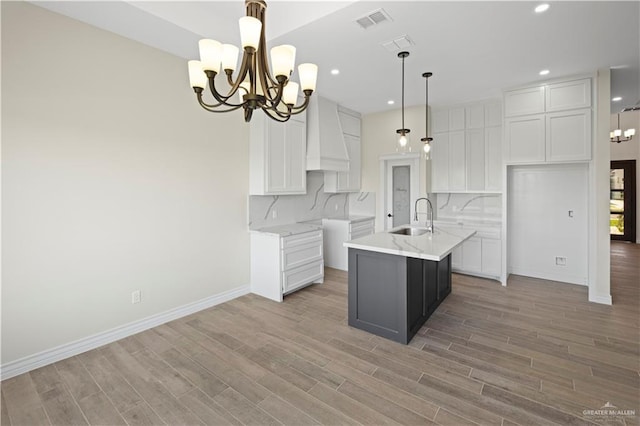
[[348, 248, 451, 344]]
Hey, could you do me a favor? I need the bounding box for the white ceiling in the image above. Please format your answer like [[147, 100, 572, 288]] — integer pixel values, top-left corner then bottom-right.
[[32, 1, 640, 115]]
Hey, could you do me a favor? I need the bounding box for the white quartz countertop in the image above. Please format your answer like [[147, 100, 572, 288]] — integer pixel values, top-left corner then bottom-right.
[[250, 223, 322, 237], [323, 215, 375, 224], [343, 226, 476, 261]]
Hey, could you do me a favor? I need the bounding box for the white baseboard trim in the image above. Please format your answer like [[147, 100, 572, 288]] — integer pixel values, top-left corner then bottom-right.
[[1, 285, 250, 381], [509, 267, 587, 286], [588, 292, 612, 305]]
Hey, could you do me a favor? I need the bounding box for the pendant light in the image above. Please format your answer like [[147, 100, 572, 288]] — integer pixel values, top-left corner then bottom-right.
[[421, 72, 433, 160], [396, 51, 410, 152], [610, 113, 635, 143]]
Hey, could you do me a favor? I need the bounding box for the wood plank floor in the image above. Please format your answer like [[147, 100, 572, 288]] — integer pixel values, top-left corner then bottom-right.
[[2, 242, 639, 425]]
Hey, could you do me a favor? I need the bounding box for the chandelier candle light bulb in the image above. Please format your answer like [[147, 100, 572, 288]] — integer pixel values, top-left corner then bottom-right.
[[187, 0, 317, 122]]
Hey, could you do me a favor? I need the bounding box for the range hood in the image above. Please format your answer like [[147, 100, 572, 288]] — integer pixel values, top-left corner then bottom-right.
[[306, 96, 350, 172]]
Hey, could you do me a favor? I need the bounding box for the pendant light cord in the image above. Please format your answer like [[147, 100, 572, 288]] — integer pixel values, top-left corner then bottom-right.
[[401, 54, 405, 131]]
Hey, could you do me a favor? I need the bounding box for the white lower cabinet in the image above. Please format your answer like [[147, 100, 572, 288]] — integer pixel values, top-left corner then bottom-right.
[[322, 217, 375, 271], [251, 229, 323, 302], [446, 225, 502, 281]]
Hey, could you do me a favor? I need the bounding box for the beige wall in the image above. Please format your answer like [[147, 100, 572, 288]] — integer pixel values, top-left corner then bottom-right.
[[610, 110, 640, 243], [1, 2, 250, 364], [362, 105, 430, 229]]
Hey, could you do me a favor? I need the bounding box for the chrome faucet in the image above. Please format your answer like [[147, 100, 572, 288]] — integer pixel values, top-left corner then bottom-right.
[[414, 197, 434, 233]]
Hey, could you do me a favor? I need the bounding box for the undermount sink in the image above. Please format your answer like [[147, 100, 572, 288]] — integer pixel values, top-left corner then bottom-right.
[[389, 227, 429, 236]]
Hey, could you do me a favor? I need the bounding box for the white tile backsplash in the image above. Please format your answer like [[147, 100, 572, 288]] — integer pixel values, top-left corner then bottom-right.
[[248, 171, 376, 229]]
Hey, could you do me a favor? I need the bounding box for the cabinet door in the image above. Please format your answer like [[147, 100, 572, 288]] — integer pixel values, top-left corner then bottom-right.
[[546, 79, 591, 112], [466, 129, 485, 191], [266, 121, 287, 192], [504, 86, 545, 117], [462, 237, 482, 273], [545, 109, 591, 162], [432, 109, 449, 134], [485, 126, 502, 191], [284, 118, 307, 192], [449, 107, 465, 131], [407, 258, 426, 333], [448, 131, 466, 191], [431, 132, 449, 192], [505, 115, 545, 163], [466, 104, 485, 129], [485, 101, 502, 127], [481, 238, 501, 277]]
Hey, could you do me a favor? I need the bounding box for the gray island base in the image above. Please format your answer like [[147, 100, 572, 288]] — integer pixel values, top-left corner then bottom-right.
[[343, 226, 475, 344], [348, 248, 451, 344]]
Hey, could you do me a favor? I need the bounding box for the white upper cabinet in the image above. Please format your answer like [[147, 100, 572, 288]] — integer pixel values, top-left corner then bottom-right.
[[306, 96, 349, 172], [505, 114, 545, 164], [324, 106, 362, 193], [466, 104, 485, 129], [432, 109, 449, 133], [431, 100, 502, 193], [466, 129, 485, 191], [449, 107, 466, 131], [504, 76, 592, 164], [431, 132, 450, 192], [546, 108, 591, 162], [484, 102, 502, 127], [504, 86, 545, 117], [545, 79, 591, 112], [249, 112, 307, 195]]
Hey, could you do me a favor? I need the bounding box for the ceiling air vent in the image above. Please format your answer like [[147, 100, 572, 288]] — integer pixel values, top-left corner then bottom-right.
[[381, 35, 415, 52], [355, 8, 392, 30]]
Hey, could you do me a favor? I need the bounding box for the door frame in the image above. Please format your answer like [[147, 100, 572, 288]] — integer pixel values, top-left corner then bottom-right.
[[379, 153, 422, 231], [610, 160, 637, 242]]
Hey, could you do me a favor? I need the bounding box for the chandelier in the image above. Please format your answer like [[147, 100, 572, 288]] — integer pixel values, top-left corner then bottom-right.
[[187, 0, 318, 123], [610, 113, 635, 143], [396, 51, 411, 152], [421, 72, 433, 159]]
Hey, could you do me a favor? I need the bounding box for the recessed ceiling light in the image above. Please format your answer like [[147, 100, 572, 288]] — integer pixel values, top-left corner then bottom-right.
[[387, 100, 395, 105], [539, 69, 550, 76], [535, 3, 550, 13], [330, 69, 340, 75], [612, 96, 622, 102]]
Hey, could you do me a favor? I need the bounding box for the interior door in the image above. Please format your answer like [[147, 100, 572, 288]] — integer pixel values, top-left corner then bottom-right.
[[610, 160, 636, 242], [391, 165, 411, 227]]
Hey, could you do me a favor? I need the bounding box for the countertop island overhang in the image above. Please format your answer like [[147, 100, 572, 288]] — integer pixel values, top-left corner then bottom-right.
[[343, 226, 476, 344]]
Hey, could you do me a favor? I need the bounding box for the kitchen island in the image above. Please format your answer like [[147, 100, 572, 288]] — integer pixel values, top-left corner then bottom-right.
[[343, 226, 475, 344]]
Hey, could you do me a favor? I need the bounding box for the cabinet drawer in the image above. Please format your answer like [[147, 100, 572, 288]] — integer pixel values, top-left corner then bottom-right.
[[282, 230, 322, 249], [350, 219, 374, 234], [282, 260, 324, 294], [282, 240, 323, 271]]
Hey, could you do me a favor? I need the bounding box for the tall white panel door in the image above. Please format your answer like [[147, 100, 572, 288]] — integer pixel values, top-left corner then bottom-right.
[[545, 109, 591, 162], [431, 132, 449, 192], [466, 129, 485, 191], [485, 102, 502, 127], [508, 164, 588, 285], [505, 114, 545, 163], [448, 131, 466, 191]]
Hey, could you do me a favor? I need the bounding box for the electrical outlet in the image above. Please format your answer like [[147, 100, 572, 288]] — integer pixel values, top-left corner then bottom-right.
[[131, 290, 141, 304], [555, 256, 567, 266], [272, 210, 277, 219]]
